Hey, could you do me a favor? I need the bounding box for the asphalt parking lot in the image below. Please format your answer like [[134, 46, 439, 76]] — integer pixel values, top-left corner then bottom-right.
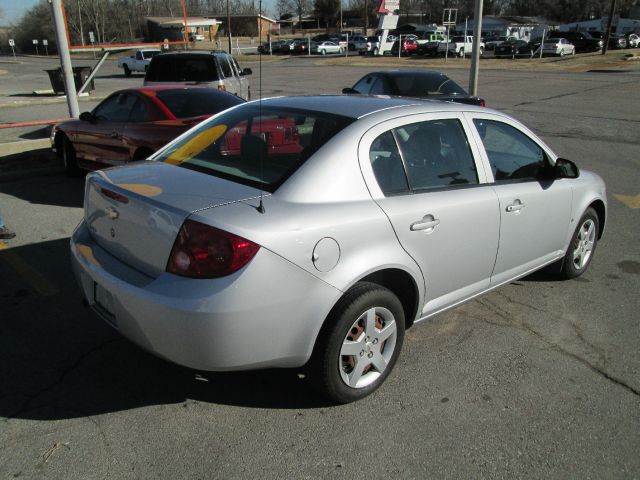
[[0, 54, 639, 479]]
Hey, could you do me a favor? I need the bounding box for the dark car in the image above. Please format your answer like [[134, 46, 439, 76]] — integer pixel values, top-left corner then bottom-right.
[[51, 87, 245, 174], [547, 31, 603, 52], [342, 70, 486, 106], [494, 40, 535, 58]]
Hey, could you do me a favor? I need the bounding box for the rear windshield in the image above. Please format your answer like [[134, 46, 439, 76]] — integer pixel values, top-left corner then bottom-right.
[[154, 105, 354, 192], [156, 89, 244, 118], [391, 75, 467, 96], [146, 55, 220, 82]]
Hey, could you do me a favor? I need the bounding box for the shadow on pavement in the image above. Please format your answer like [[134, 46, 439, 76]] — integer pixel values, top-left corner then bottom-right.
[[0, 238, 330, 422], [0, 173, 84, 208]]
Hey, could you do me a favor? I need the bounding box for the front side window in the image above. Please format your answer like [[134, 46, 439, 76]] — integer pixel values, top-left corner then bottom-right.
[[352, 75, 374, 94], [218, 56, 233, 78], [155, 105, 353, 192], [473, 119, 548, 182], [93, 94, 137, 122]]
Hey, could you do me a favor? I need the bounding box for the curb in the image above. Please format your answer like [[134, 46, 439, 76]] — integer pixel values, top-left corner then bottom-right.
[[0, 139, 50, 156]]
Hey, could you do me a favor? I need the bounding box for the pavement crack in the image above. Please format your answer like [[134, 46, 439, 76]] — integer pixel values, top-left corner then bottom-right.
[[7, 338, 121, 420], [472, 297, 638, 399]]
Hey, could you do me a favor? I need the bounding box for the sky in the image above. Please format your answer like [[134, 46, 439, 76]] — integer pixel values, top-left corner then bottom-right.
[[0, 0, 40, 24]]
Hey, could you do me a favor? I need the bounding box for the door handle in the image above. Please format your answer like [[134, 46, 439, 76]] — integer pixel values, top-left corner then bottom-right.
[[506, 200, 525, 213], [410, 215, 440, 232]]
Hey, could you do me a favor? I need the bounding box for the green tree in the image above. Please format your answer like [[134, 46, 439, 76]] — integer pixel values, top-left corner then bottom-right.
[[314, 0, 339, 28]]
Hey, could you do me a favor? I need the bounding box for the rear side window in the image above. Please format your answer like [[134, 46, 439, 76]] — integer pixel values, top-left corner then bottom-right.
[[155, 105, 353, 192], [370, 119, 477, 194], [146, 55, 220, 82]]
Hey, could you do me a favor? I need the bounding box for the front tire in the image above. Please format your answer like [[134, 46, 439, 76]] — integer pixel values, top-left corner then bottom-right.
[[310, 282, 405, 404], [123, 64, 131, 76], [560, 208, 599, 279]]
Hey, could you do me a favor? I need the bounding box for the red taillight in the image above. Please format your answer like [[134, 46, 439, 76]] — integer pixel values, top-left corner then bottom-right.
[[167, 220, 260, 278], [479, 100, 486, 107]]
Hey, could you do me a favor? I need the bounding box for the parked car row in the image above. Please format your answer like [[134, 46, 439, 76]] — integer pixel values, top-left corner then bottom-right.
[[257, 35, 349, 55]]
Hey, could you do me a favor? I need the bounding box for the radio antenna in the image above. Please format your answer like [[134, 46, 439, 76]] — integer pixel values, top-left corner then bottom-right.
[[257, 0, 266, 214]]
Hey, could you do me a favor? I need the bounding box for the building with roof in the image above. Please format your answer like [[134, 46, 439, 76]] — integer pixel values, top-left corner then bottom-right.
[[559, 16, 640, 34], [453, 16, 557, 41], [146, 17, 220, 42]]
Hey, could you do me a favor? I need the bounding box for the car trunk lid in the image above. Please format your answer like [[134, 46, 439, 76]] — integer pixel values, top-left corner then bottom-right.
[[84, 161, 263, 278]]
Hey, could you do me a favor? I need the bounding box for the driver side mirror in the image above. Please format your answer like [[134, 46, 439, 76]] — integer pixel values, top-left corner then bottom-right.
[[79, 111, 94, 123], [554, 158, 579, 179], [342, 87, 358, 94], [241, 67, 252, 76]]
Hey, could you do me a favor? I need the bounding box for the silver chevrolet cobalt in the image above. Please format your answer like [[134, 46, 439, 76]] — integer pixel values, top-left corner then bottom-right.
[[71, 95, 606, 403]]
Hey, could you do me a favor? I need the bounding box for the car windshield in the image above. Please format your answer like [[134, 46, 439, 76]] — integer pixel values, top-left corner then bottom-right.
[[155, 89, 244, 118], [391, 75, 467, 96], [154, 105, 354, 192], [146, 55, 220, 82]]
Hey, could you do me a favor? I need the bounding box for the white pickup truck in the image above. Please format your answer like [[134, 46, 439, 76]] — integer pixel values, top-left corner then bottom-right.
[[118, 49, 162, 76], [438, 35, 485, 57]]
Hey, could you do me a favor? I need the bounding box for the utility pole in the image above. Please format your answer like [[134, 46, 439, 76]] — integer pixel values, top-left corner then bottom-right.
[[48, 0, 80, 118], [468, 0, 483, 96], [602, 0, 616, 55], [227, 0, 232, 53]]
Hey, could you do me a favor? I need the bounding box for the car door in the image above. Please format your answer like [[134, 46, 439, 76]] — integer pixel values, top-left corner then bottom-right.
[[217, 54, 240, 96], [74, 93, 135, 166], [229, 56, 249, 100], [465, 113, 572, 285], [359, 113, 499, 316]]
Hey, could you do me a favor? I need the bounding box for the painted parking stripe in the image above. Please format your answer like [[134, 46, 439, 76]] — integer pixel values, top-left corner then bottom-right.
[[0, 241, 60, 297], [613, 193, 640, 209]]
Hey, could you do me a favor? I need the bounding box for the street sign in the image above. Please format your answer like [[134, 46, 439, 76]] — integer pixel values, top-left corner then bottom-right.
[[88, 31, 95, 43], [9, 39, 15, 46], [33, 39, 39, 44], [43, 39, 48, 45]]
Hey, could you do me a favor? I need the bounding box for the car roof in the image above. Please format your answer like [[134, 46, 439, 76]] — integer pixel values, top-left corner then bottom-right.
[[371, 69, 450, 79], [152, 50, 228, 57], [247, 95, 481, 119]]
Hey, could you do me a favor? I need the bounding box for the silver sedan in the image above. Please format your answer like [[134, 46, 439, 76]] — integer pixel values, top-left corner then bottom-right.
[[70, 96, 606, 403], [540, 37, 576, 56]]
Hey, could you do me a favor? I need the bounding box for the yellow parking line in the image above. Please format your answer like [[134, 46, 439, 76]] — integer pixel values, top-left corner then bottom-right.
[[0, 241, 60, 297], [613, 193, 640, 209]]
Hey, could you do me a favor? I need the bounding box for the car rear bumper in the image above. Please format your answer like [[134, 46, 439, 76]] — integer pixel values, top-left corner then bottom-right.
[[71, 220, 341, 371]]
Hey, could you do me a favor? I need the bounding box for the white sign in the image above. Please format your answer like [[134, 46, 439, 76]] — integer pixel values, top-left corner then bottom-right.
[[383, 0, 400, 11], [380, 14, 399, 30], [32, 39, 39, 44], [89, 31, 95, 43], [9, 39, 15, 47], [163, 38, 169, 49], [43, 39, 48, 46]]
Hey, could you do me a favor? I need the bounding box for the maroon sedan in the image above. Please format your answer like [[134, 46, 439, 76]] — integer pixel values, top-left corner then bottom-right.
[[51, 86, 245, 174]]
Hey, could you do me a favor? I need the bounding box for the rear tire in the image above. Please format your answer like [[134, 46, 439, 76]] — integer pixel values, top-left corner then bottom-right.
[[61, 135, 80, 176], [309, 282, 405, 404]]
